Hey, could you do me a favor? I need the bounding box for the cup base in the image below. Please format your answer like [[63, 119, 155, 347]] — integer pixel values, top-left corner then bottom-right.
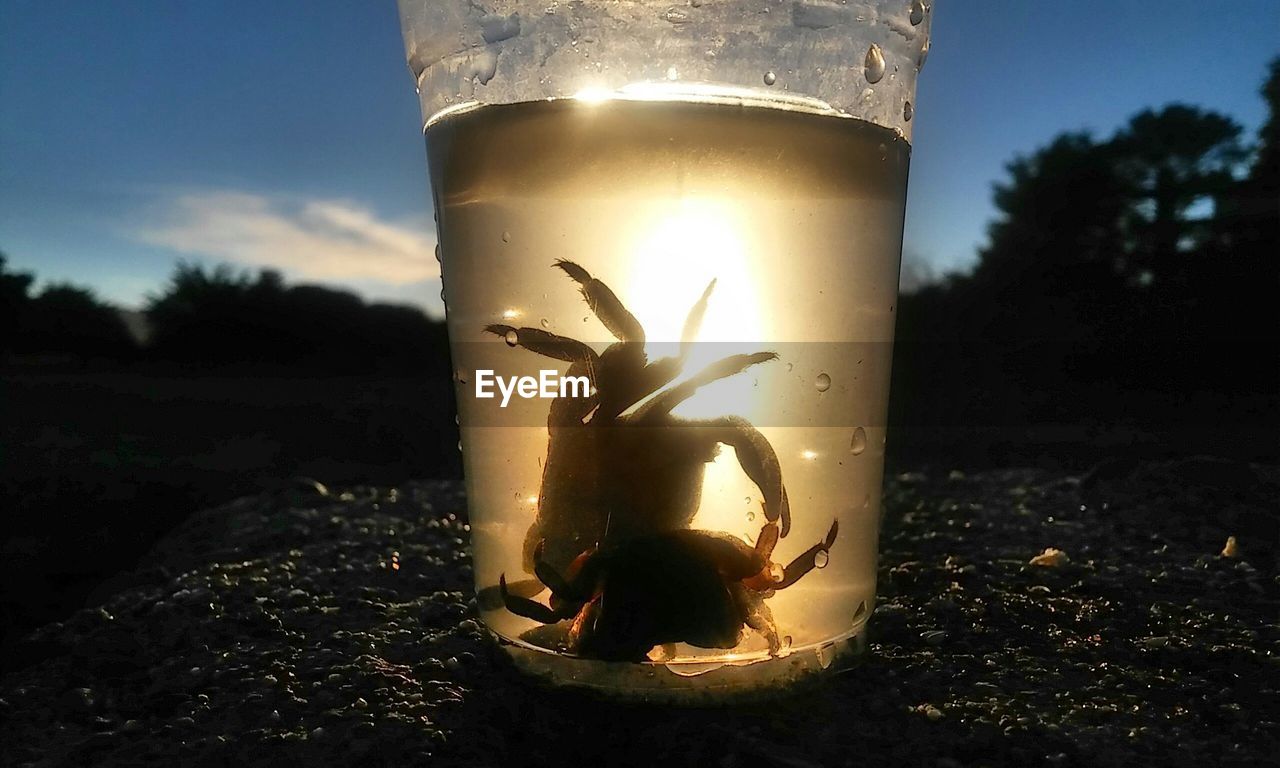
[[494, 623, 868, 704]]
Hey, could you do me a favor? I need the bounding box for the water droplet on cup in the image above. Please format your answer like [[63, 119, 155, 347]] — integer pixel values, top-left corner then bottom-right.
[[785, 362, 794, 372], [917, 38, 931, 70], [434, 244, 441, 263], [814, 550, 830, 569], [746, 510, 755, 522], [540, 318, 550, 329], [666, 66, 679, 80], [763, 71, 777, 86], [864, 44, 886, 84], [850, 427, 867, 455], [815, 373, 832, 392], [903, 100, 913, 121], [501, 231, 511, 243], [504, 330, 519, 347], [778, 635, 794, 657], [909, 0, 926, 25]]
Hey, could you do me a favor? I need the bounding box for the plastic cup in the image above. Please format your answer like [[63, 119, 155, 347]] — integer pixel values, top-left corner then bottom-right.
[[398, 0, 934, 700]]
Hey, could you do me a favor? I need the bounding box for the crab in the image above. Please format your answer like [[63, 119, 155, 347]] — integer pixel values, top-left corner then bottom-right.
[[485, 260, 792, 578], [499, 518, 839, 661]]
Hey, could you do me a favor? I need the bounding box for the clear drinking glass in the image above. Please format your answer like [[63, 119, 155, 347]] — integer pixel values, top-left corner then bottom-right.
[[398, 0, 933, 699]]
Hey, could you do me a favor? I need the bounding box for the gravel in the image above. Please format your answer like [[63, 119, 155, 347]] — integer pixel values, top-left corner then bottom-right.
[[2, 460, 1277, 767]]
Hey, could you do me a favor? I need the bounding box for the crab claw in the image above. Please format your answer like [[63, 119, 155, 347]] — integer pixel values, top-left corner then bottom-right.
[[531, 540, 590, 602], [499, 573, 580, 624], [748, 518, 841, 592]]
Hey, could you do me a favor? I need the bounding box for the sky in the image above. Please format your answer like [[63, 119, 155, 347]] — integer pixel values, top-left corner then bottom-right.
[[1, 0, 1277, 315]]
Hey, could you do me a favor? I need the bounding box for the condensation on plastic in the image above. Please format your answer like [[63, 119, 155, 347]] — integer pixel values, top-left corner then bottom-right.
[[397, 0, 933, 140]]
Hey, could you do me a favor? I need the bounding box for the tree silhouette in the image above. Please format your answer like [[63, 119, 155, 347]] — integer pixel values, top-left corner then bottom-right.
[[1113, 106, 1246, 285], [970, 132, 1131, 332], [145, 261, 449, 374], [893, 57, 1278, 441], [0, 255, 35, 354], [1252, 57, 1280, 190], [1216, 58, 1280, 271]]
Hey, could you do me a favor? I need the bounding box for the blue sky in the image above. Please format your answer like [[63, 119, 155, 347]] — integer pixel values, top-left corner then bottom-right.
[[2, 0, 1277, 313]]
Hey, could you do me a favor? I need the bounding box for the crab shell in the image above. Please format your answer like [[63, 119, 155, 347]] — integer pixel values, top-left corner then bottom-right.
[[504, 519, 838, 663]]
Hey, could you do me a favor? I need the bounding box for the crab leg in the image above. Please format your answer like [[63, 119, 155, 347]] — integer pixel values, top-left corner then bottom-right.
[[476, 577, 545, 611], [633, 352, 778, 422], [597, 279, 719, 419], [671, 415, 792, 537], [533, 559, 574, 597], [678, 278, 716, 361], [528, 540, 606, 611], [595, 356, 681, 421], [484, 324, 598, 366], [731, 582, 782, 655], [547, 359, 599, 427], [771, 520, 839, 590], [566, 597, 601, 652], [754, 520, 780, 559], [499, 574, 581, 624], [553, 260, 645, 344]]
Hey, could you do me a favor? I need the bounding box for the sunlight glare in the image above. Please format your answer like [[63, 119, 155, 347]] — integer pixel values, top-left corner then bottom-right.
[[626, 198, 764, 421]]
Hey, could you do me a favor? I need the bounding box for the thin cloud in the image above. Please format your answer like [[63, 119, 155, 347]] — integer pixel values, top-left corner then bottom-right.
[[134, 191, 438, 284]]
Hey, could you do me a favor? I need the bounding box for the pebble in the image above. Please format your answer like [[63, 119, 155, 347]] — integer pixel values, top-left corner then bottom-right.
[[1029, 548, 1070, 567]]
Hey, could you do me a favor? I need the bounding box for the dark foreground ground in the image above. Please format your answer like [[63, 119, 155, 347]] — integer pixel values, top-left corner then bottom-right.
[[1, 458, 1276, 767], [0, 371, 460, 643]]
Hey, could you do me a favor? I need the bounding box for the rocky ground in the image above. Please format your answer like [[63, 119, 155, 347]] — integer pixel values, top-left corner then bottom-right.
[[1, 458, 1277, 767]]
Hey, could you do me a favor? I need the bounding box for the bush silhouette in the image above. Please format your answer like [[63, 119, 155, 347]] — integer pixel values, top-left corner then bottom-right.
[[23, 284, 138, 359], [145, 262, 449, 374], [0, 255, 35, 354], [0, 255, 137, 360]]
